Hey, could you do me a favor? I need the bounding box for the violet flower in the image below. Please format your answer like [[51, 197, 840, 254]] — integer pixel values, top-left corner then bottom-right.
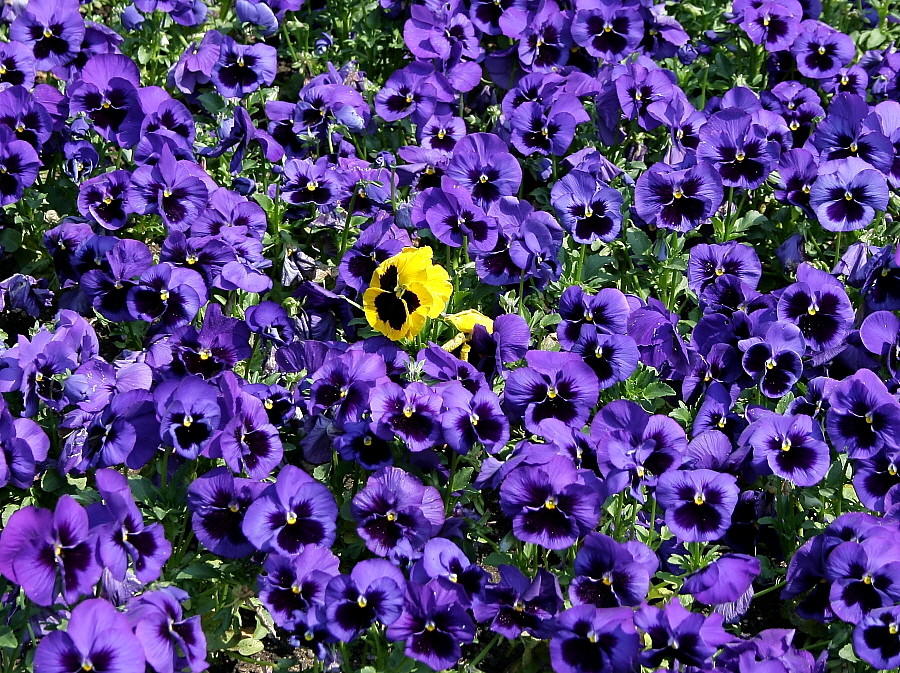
[[242, 465, 338, 555], [34, 599, 144, 673]]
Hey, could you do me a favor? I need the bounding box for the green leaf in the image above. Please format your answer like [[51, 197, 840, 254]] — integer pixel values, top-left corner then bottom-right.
[[483, 551, 514, 567], [236, 638, 264, 656], [128, 476, 158, 505], [176, 563, 221, 580], [643, 382, 676, 400], [0, 626, 17, 649], [626, 228, 653, 256], [451, 466, 474, 493]]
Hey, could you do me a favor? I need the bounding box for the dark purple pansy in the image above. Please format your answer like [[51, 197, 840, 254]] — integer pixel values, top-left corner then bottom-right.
[[570, 532, 651, 608], [34, 599, 145, 673], [792, 20, 854, 78], [854, 605, 900, 670], [325, 559, 406, 641], [89, 469, 171, 583], [10, 0, 86, 71], [78, 170, 134, 231], [572, 0, 644, 61], [549, 605, 639, 673], [556, 285, 630, 349], [0, 496, 101, 606], [374, 61, 442, 125], [809, 157, 889, 232], [441, 385, 510, 455], [550, 170, 623, 245], [656, 468, 739, 542], [739, 321, 805, 399], [500, 456, 600, 550], [687, 241, 761, 295], [826, 537, 900, 624], [826, 368, 900, 459], [741, 412, 830, 486], [258, 546, 340, 626], [128, 587, 207, 673], [69, 54, 144, 148], [696, 108, 780, 190], [0, 124, 40, 206], [128, 146, 209, 231], [509, 100, 578, 157], [504, 350, 599, 434], [634, 162, 723, 233], [775, 148, 818, 216], [411, 537, 488, 604], [811, 93, 893, 173], [186, 468, 266, 559], [211, 36, 277, 99], [351, 467, 445, 558], [634, 599, 733, 670], [740, 0, 802, 51], [155, 376, 221, 459], [127, 263, 208, 331], [370, 381, 443, 452], [777, 263, 854, 351], [445, 132, 522, 209], [415, 177, 498, 252], [473, 564, 562, 639], [242, 465, 338, 555], [386, 579, 475, 671], [0, 85, 53, 151]]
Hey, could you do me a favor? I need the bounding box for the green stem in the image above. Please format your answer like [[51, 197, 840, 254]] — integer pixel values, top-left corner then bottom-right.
[[575, 243, 587, 284], [833, 230, 843, 272], [338, 192, 358, 256], [469, 633, 503, 669], [518, 270, 527, 317], [754, 580, 787, 599]]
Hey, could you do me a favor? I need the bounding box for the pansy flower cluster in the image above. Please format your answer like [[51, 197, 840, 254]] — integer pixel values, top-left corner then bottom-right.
[[1, 0, 900, 670]]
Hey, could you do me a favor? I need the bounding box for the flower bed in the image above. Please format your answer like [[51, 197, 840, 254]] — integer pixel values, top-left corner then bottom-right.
[[1, 0, 900, 671]]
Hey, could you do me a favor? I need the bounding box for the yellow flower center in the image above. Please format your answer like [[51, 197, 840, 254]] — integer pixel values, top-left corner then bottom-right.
[[363, 436, 373, 446], [789, 121, 799, 131], [735, 151, 745, 162], [766, 358, 776, 370], [807, 303, 818, 315], [386, 510, 397, 522], [425, 620, 436, 632], [673, 189, 683, 199], [841, 75, 849, 85], [889, 463, 897, 476], [891, 623, 899, 635], [403, 405, 414, 418], [547, 387, 558, 399], [694, 492, 706, 506], [602, 574, 613, 586], [587, 632, 598, 643], [238, 58, 245, 67], [818, 46, 826, 55], [35, 372, 44, 382], [43, 28, 53, 38], [160, 290, 169, 301], [865, 413, 874, 424], [286, 512, 297, 525], [479, 174, 488, 183], [228, 500, 240, 513], [291, 584, 302, 594], [850, 142, 858, 153], [304, 631, 314, 641], [513, 599, 525, 612], [183, 415, 193, 427], [199, 348, 211, 360], [357, 595, 368, 608], [844, 191, 853, 201], [762, 15, 770, 26], [448, 573, 458, 583], [780, 437, 791, 452], [470, 412, 479, 426], [863, 574, 873, 585], [82, 663, 94, 672], [187, 255, 198, 265], [715, 267, 724, 276], [306, 180, 318, 191], [437, 129, 446, 139], [544, 496, 557, 510], [405, 95, 414, 103]]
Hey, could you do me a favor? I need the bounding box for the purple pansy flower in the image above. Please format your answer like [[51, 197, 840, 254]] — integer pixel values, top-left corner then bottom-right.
[[242, 465, 338, 555], [655, 468, 740, 542], [34, 599, 144, 673]]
